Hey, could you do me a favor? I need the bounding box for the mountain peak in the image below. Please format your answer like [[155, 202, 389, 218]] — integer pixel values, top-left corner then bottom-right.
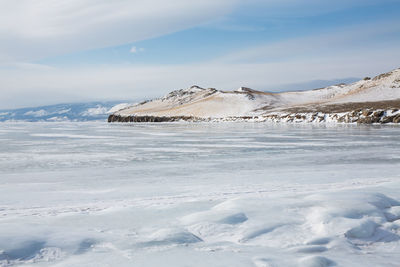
[[236, 87, 253, 92], [190, 85, 205, 90]]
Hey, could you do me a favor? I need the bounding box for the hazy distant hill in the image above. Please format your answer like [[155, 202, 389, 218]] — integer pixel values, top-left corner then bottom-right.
[[0, 101, 128, 122]]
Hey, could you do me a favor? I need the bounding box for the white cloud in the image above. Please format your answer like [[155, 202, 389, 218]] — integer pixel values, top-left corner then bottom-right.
[[0, 0, 238, 63], [130, 47, 138, 54], [130, 46, 144, 54]]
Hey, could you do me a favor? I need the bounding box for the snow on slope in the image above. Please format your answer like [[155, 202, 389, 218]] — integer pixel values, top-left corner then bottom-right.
[[331, 69, 400, 104], [277, 68, 400, 107], [117, 86, 279, 118], [113, 68, 400, 119]]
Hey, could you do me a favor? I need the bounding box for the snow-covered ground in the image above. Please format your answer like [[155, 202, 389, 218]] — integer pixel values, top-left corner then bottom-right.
[[1, 122, 400, 267]]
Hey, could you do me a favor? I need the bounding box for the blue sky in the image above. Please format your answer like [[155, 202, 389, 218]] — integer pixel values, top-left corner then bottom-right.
[[39, 1, 400, 66], [0, 0, 400, 109]]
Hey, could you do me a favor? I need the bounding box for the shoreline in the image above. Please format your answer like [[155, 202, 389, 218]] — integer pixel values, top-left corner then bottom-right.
[[108, 107, 400, 124]]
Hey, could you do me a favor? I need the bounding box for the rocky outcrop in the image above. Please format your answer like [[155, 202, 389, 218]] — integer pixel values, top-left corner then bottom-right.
[[108, 108, 400, 124], [259, 108, 400, 124], [108, 114, 202, 123]]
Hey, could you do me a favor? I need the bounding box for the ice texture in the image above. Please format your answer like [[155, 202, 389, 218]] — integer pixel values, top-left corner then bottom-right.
[[0, 122, 400, 266]]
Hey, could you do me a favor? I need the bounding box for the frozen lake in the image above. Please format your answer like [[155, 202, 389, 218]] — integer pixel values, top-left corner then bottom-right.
[[1, 122, 400, 267]]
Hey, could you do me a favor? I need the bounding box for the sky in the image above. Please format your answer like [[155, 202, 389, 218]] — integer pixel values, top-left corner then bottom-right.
[[1, 0, 400, 109]]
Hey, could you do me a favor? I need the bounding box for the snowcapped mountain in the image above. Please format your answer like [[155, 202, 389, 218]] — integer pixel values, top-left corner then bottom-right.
[[110, 68, 400, 123], [0, 101, 127, 122]]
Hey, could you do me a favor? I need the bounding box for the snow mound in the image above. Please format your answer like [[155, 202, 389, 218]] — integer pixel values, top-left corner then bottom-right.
[[139, 229, 203, 248], [299, 256, 336, 267], [0, 241, 66, 266], [176, 190, 400, 266], [219, 212, 248, 225]]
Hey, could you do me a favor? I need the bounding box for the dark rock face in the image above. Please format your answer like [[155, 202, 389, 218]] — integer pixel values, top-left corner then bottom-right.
[[373, 110, 384, 117], [362, 110, 372, 117], [357, 110, 398, 124], [381, 116, 394, 124], [393, 115, 400, 123]]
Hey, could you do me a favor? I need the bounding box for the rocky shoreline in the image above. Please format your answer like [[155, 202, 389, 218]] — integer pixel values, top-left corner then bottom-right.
[[254, 108, 400, 124], [108, 114, 201, 123], [108, 107, 400, 124]]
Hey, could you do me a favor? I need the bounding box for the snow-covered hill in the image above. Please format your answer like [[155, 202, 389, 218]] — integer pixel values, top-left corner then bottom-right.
[[110, 68, 400, 123], [0, 101, 127, 122], [115, 86, 278, 118]]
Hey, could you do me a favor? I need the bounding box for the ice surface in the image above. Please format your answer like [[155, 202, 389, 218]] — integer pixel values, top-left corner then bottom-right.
[[0, 122, 400, 266]]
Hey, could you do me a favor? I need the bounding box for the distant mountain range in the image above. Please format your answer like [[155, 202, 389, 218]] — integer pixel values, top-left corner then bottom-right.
[[0, 101, 130, 122], [109, 68, 400, 124]]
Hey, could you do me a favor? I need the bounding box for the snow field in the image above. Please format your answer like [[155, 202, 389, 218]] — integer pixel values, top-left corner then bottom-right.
[[0, 122, 399, 266]]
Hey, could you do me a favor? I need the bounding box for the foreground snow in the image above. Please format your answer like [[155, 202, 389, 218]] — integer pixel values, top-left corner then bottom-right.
[[0, 122, 400, 266]]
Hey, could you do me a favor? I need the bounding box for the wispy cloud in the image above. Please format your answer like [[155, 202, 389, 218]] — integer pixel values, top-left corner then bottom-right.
[[0, 0, 238, 63], [1, 49, 399, 109], [217, 20, 400, 64]]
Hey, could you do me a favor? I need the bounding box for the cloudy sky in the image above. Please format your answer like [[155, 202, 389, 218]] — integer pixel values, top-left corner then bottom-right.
[[1, 0, 400, 109]]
